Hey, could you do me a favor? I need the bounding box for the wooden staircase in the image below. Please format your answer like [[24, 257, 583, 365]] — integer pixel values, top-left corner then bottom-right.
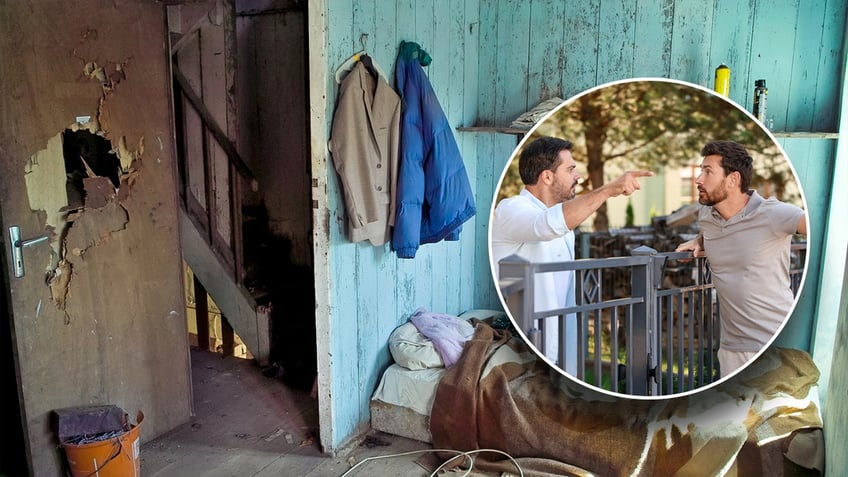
[[168, 3, 316, 390], [172, 60, 273, 366]]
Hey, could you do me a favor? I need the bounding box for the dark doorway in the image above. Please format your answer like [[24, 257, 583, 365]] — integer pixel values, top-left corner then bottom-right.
[[0, 204, 31, 477]]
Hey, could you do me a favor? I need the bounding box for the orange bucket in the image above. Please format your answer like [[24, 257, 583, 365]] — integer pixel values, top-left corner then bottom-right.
[[61, 412, 143, 477]]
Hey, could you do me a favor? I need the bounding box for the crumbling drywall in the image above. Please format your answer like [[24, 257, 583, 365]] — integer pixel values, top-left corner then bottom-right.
[[23, 54, 144, 315]]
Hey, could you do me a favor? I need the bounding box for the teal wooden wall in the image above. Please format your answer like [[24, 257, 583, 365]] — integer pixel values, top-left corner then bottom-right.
[[471, 5, 847, 468], [324, 0, 488, 448], [473, 0, 844, 352], [322, 0, 846, 450]]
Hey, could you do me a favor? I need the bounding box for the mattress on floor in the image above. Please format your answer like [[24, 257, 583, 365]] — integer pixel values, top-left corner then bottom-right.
[[370, 309, 508, 444], [370, 364, 443, 443]]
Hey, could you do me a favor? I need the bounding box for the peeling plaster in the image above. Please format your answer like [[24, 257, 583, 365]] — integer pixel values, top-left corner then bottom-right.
[[24, 119, 140, 315], [114, 134, 144, 176], [24, 133, 68, 259], [65, 201, 129, 259], [49, 260, 72, 313], [21, 39, 145, 317]]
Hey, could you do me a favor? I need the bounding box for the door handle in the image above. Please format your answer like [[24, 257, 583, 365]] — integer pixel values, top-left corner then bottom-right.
[[8, 226, 50, 278]]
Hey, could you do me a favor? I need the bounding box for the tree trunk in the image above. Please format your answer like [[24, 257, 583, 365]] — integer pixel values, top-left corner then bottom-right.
[[579, 95, 611, 232]]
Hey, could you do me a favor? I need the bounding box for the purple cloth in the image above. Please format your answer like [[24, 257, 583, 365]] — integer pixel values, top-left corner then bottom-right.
[[409, 308, 475, 368]]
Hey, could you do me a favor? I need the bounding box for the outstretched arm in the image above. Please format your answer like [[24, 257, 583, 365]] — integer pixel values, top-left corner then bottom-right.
[[561, 170, 653, 230]]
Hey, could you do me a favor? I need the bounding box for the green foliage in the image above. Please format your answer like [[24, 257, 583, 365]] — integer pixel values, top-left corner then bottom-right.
[[625, 200, 634, 227], [496, 80, 801, 225]]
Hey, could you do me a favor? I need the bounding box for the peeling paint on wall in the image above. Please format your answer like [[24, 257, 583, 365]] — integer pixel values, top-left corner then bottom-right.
[[24, 119, 140, 315], [49, 260, 72, 313], [20, 38, 146, 317], [24, 133, 68, 259], [114, 134, 144, 178], [65, 201, 129, 258]]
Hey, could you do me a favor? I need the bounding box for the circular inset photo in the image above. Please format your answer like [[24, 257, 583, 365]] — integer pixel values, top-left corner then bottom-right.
[[489, 78, 808, 399]]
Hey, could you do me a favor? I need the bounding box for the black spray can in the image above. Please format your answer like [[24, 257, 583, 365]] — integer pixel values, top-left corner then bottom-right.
[[753, 79, 768, 123]]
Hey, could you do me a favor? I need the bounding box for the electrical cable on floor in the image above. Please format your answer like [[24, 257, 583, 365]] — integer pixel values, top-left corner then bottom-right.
[[338, 447, 524, 477]]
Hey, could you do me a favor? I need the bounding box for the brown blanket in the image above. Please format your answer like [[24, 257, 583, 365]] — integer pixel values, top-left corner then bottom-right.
[[430, 321, 823, 477]]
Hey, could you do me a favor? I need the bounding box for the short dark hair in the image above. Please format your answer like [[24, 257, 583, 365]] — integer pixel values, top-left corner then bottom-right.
[[519, 136, 573, 185], [701, 140, 753, 191]]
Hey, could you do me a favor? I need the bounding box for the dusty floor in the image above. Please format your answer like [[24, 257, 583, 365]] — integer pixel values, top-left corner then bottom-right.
[[140, 347, 487, 477]]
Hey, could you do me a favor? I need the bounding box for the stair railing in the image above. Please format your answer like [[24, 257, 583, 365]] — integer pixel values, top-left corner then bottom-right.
[[172, 65, 255, 286]]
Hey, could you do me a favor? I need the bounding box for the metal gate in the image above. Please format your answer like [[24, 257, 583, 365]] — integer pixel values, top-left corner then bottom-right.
[[498, 244, 804, 396]]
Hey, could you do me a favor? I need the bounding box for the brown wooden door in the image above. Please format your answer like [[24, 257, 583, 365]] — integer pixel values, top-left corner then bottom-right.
[[0, 1, 192, 474]]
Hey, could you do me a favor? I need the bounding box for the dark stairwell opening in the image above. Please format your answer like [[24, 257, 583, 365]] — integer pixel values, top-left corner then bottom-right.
[[242, 202, 316, 392]]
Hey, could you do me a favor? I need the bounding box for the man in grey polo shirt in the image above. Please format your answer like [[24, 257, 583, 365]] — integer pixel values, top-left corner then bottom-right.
[[676, 140, 806, 377]]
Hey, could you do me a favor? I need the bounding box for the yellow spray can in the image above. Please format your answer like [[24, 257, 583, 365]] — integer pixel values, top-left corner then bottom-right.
[[714, 64, 730, 97]]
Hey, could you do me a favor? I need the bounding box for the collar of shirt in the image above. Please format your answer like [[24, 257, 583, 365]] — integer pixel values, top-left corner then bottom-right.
[[520, 187, 546, 209], [710, 189, 763, 225]]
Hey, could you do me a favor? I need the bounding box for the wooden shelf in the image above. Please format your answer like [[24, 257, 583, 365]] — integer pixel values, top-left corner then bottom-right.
[[771, 131, 839, 139], [457, 126, 838, 140], [456, 126, 529, 135]]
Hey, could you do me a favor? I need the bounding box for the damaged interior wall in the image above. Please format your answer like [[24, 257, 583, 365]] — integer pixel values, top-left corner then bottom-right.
[[0, 1, 191, 475]]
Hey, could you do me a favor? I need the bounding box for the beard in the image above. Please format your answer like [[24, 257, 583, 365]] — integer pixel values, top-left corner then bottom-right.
[[697, 184, 728, 206], [553, 178, 578, 202]]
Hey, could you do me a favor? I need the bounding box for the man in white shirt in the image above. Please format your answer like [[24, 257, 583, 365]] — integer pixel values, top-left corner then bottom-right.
[[490, 136, 652, 373], [676, 140, 806, 377]]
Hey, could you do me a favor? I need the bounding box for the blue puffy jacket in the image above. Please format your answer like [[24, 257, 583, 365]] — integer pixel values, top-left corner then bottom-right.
[[391, 41, 476, 259]]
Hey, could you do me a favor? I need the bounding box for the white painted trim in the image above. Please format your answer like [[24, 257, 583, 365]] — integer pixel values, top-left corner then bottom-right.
[[306, 0, 334, 456], [812, 41, 848, 413]]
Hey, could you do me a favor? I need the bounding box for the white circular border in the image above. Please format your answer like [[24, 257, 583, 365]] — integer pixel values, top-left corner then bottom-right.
[[487, 77, 812, 401]]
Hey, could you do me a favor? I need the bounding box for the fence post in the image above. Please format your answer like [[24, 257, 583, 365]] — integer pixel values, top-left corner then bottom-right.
[[498, 255, 540, 351], [630, 245, 662, 395]]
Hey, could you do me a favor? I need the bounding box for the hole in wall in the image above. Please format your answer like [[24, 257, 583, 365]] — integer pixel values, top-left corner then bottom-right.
[[61, 128, 120, 210]]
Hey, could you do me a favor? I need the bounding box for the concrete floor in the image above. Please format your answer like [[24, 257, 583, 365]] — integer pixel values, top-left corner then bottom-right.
[[140, 347, 474, 477]]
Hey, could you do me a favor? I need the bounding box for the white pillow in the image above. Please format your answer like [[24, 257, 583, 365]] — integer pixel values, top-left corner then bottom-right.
[[388, 322, 443, 370], [387, 310, 507, 370], [458, 309, 507, 322]]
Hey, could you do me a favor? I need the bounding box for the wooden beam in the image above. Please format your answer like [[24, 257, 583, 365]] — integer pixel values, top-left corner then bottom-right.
[[221, 314, 235, 356], [194, 274, 210, 351], [172, 65, 256, 181], [169, 6, 211, 56]]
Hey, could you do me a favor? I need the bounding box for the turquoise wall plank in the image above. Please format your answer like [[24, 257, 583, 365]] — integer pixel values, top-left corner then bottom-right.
[[473, 134, 498, 308], [476, 0, 498, 125], [527, 0, 566, 102], [669, 0, 714, 84], [396, 0, 415, 48], [561, 0, 602, 99], [495, 0, 531, 121], [459, 0, 481, 309], [325, 0, 358, 446], [633, 0, 674, 77], [375, 0, 398, 62], [597, 0, 636, 83], [810, 0, 845, 132], [355, 248, 380, 428], [709, 0, 754, 108], [463, 0, 480, 127], [748, 1, 800, 131], [774, 138, 836, 350], [788, 0, 827, 131]]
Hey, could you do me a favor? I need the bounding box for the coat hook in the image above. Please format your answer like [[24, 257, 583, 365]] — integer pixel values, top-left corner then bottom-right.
[[359, 33, 369, 52]]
